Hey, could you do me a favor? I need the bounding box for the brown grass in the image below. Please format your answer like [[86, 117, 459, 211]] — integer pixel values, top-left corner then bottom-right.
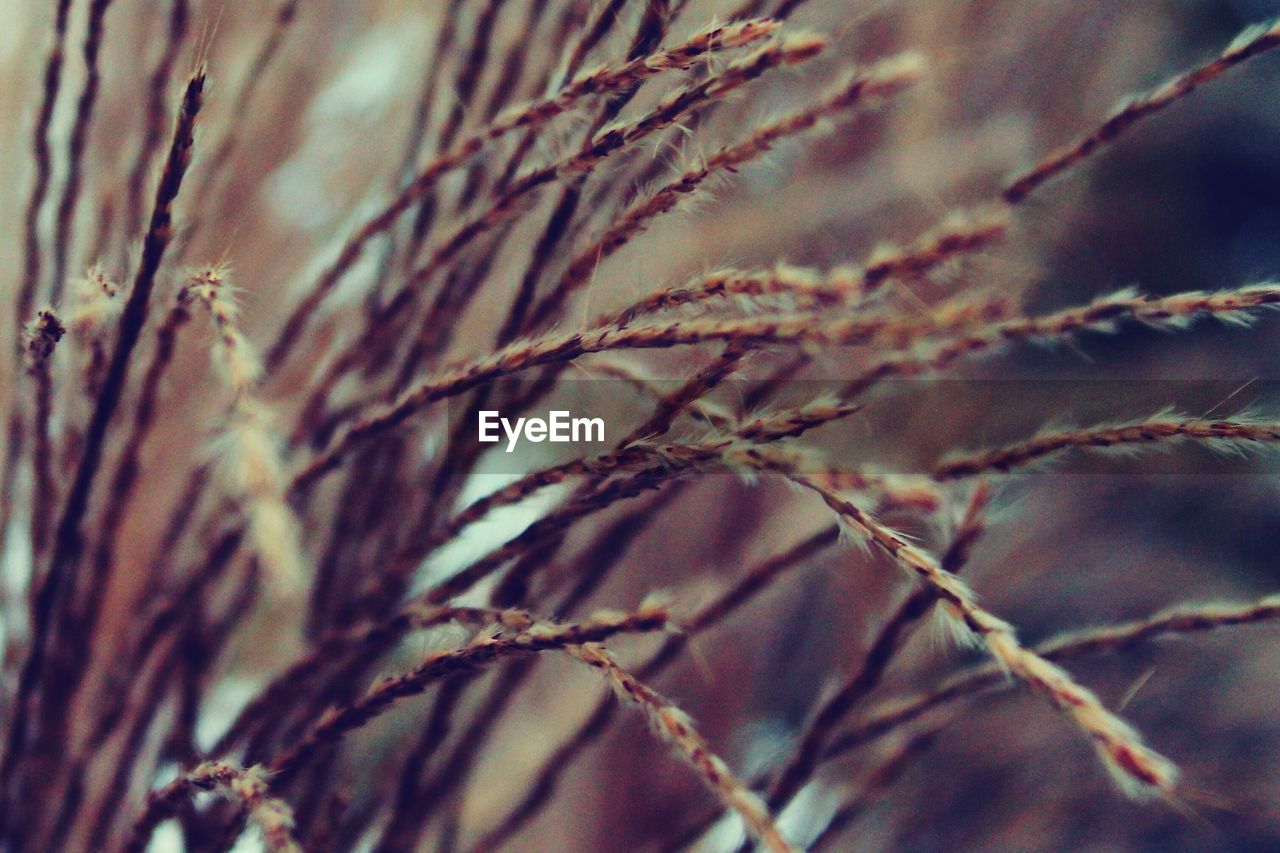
[[3, 2, 1280, 850]]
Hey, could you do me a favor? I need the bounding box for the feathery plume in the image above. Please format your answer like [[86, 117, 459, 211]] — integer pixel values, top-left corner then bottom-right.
[[1004, 18, 1280, 202], [571, 643, 797, 853], [122, 762, 301, 853], [265, 20, 800, 370], [934, 415, 1280, 479], [186, 265, 308, 594], [266, 605, 671, 781]]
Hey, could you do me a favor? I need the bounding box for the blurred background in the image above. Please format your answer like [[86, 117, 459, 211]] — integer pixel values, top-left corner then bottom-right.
[[4, 0, 1280, 850]]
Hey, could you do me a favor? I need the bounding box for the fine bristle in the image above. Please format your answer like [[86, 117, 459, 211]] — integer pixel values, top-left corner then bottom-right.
[[5, 5, 1280, 852]]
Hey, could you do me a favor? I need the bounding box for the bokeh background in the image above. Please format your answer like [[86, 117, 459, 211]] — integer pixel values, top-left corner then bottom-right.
[[4, 1, 1280, 850]]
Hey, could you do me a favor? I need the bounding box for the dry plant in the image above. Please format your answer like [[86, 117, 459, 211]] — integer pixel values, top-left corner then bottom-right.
[[2, 1, 1280, 850]]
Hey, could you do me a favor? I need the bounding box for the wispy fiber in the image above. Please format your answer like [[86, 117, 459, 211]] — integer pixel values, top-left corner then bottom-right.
[[6, 6, 1280, 850]]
